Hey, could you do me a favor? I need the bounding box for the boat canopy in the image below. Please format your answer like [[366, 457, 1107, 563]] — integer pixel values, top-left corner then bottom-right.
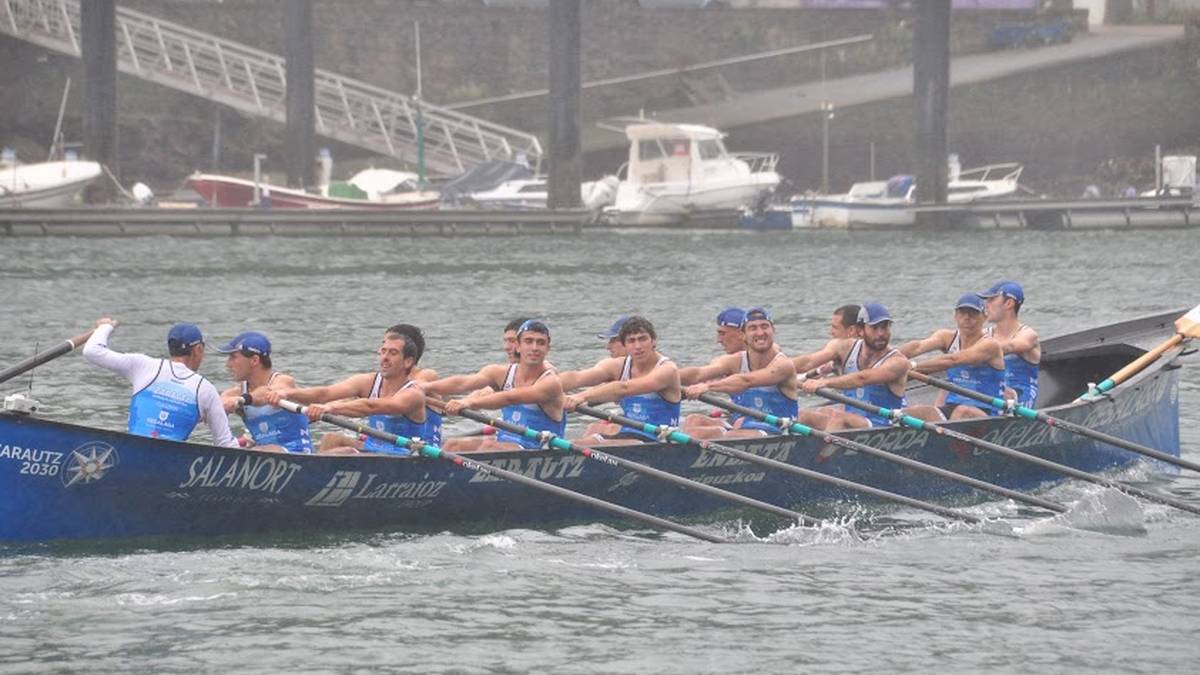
[[624, 123, 724, 142]]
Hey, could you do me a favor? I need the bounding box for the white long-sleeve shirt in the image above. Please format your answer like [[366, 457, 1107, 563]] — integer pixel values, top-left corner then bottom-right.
[[83, 324, 238, 448]]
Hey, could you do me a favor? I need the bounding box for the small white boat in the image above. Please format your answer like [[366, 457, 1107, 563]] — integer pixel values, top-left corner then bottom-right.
[[798, 162, 1023, 229], [603, 123, 781, 227], [0, 160, 103, 208], [466, 176, 618, 211]]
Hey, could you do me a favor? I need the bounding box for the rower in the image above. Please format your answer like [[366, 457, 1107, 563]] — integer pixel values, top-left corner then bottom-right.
[[596, 315, 631, 359], [429, 320, 565, 452], [794, 302, 909, 429], [898, 293, 1006, 422], [682, 307, 800, 438], [980, 280, 1040, 407], [217, 331, 312, 453], [262, 327, 439, 455], [82, 318, 238, 447], [562, 316, 681, 445], [794, 304, 863, 382]]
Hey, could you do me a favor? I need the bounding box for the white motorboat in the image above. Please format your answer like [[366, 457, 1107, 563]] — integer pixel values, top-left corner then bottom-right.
[[603, 123, 781, 227], [0, 160, 103, 208], [466, 176, 618, 211], [797, 162, 1023, 229]]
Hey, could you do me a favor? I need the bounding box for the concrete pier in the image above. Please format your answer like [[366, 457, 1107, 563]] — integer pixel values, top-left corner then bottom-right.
[[546, 0, 582, 210], [284, 0, 316, 189]]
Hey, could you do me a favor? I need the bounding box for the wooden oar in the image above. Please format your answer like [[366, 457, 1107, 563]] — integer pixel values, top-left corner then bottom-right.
[[449, 406, 817, 526], [1087, 304, 1200, 397], [0, 329, 94, 386], [909, 370, 1200, 474], [684, 395, 1066, 514], [276, 399, 724, 543], [574, 402, 993, 523], [812, 388, 1200, 516]]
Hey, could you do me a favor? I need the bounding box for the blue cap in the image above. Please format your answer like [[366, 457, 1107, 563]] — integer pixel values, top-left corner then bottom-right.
[[596, 315, 630, 340], [517, 319, 550, 338], [743, 307, 773, 325], [716, 307, 746, 328], [955, 293, 986, 312], [166, 323, 204, 353], [979, 280, 1024, 304], [857, 302, 893, 325], [216, 331, 272, 357]]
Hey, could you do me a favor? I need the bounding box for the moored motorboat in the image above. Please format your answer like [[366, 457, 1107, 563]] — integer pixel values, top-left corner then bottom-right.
[[801, 162, 1023, 229], [0, 160, 103, 208], [601, 123, 781, 227], [0, 311, 1184, 543], [186, 169, 440, 210]]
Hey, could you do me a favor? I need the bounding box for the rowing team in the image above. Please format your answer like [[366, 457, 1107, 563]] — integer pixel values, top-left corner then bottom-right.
[[80, 280, 1038, 456]]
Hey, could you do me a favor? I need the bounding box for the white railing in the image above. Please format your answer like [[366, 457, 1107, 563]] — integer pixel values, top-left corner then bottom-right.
[[0, 0, 543, 176], [734, 152, 780, 175]]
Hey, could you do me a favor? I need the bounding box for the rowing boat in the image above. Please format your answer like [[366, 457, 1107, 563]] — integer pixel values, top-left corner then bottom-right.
[[0, 311, 1184, 542]]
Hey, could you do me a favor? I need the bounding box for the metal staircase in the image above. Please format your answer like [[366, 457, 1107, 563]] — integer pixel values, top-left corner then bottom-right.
[[0, 0, 543, 177]]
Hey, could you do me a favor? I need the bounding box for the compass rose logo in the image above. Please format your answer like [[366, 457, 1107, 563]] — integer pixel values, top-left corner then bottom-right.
[[61, 441, 119, 488]]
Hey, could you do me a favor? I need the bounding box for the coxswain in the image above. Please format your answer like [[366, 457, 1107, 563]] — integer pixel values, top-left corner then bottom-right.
[[217, 331, 313, 453], [898, 294, 1006, 422], [82, 318, 238, 447], [682, 307, 799, 438], [561, 316, 681, 445], [980, 280, 1041, 407], [262, 326, 439, 455], [793, 302, 909, 430], [427, 320, 565, 452]]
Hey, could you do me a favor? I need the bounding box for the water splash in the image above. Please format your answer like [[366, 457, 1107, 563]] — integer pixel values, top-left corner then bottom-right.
[[1054, 488, 1147, 536]]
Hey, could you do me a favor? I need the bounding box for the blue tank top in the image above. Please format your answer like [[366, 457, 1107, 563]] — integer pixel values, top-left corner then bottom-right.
[[362, 375, 441, 456], [240, 374, 313, 453], [943, 331, 1006, 415], [988, 325, 1040, 408], [730, 351, 799, 432], [497, 364, 566, 450], [128, 360, 203, 441], [841, 340, 907, 426], [618, 355, 680, 441]]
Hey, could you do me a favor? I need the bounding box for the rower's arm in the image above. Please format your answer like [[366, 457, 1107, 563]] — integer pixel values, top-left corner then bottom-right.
[[679, 354, 738, 386], [198, 380, 239, 448], [324, 386, 424, 418], [558, 358, 621, 391], [816, 354, 908, 390], [997, 326, 1039, 355], [461, 372, 562, 410], [708, 356, 796, 394], [899, 329, 952, 358], [264, 373, 370, 405], [424, 366, 503, 396], [916, 336, 1002, 373], [81, 323, 160, 389], [576, 362, 679, 405], [791, 340, 845, 375], [414, 367, 439, 383]]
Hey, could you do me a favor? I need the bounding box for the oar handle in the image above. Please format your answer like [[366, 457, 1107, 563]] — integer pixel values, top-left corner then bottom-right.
[[277, 399, 726, 543], [0, 328, 96, 387]]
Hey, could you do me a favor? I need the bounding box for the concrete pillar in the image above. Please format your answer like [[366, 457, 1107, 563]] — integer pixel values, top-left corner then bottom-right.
[[81, 0, 118, 191], [913, 0, 950, 225], [284, 0, 315, 188], [547, 0, 582, 209]]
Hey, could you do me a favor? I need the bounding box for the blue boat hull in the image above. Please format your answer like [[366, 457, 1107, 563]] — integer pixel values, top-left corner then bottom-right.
[[0, 314, 1183, 542]]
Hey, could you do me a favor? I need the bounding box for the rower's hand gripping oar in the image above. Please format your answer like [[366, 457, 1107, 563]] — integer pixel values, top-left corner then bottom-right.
[[575, 401, 998, 523], [810, 387, 1200, 517], [684, 395, 1066, 514], [908, 370, 1200, 475], [1085, 304, 1200, 398], [445, 405, 818, 526], [276, 399, 725, 543], [0, 329, 95, 387]]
